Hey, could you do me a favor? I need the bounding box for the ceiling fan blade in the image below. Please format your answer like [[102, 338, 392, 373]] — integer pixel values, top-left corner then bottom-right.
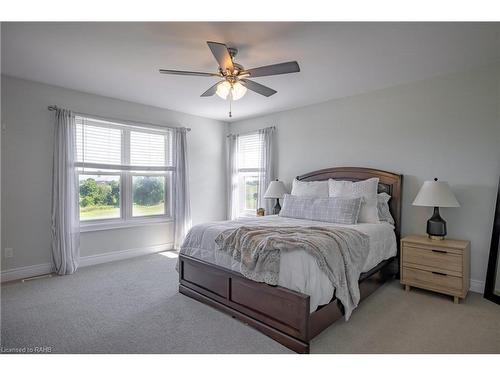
[[200, 81, 222, 97], [207, 41, 234, 72], [240, 79, 277, 97], [241, 61, 300, 78], [159, 69, 219, 77]]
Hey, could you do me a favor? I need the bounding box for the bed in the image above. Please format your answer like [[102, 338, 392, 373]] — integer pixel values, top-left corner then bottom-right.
[[177, 167, 402, 353]]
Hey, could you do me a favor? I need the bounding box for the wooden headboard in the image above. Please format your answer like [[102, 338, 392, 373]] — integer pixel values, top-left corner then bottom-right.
[[296, 167, 403, 241]]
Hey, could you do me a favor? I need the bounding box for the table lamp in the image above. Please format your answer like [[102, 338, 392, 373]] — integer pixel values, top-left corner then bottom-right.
[[412, 178, 460, 240], [264, 179, 287, 215]]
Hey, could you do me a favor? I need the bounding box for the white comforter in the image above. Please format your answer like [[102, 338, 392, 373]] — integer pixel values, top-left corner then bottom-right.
[[180, 215, 397, 312]]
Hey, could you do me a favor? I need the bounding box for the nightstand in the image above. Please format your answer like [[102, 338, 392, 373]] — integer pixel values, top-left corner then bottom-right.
[[400, 235, 470, 303]]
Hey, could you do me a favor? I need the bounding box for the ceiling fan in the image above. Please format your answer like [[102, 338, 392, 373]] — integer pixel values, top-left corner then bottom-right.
[[159, 41, 300, 117]]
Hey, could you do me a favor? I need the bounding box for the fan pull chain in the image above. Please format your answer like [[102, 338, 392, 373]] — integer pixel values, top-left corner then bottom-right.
[[229, 92, 232, 118]]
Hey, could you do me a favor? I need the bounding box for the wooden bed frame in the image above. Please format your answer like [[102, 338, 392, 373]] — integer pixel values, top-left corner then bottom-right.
[[178, 167, 402, 353]]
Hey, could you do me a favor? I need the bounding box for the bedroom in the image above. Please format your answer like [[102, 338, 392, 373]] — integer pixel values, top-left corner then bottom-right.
[[1, 1, 499, 372]]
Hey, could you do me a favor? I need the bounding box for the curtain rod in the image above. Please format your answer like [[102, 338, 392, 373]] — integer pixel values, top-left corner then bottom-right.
[[226, 126, 275, 137], [47, 105, 191, 132]]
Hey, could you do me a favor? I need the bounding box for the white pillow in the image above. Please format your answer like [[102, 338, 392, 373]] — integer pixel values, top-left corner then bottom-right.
[[328, 177, 380, 223], [291, 178, 329, 197]]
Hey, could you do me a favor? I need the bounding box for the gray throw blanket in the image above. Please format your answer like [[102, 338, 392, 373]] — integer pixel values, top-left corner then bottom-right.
[[215, 226, 369, 320]]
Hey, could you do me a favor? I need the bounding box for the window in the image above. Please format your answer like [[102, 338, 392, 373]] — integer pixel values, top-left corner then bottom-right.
[[236, 132, 263, 217], [76, 116, 173, 229]]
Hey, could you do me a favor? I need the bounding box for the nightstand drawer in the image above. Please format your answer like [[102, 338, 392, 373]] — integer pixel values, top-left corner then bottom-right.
[[402, 245, 462, 275], [402, 266, 462, 292]]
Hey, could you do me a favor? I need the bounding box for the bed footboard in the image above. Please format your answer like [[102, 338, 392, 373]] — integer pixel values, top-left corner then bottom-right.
[[178, 254, 396, 353]]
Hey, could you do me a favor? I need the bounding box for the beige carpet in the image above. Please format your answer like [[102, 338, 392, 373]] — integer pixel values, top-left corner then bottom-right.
[[313, 276, 500, 353], [1, 253, 499, 353]]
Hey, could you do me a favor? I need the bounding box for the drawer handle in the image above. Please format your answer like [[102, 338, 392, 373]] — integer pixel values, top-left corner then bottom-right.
[[431, 271, 447, 276], [431, 249, 448, 254]]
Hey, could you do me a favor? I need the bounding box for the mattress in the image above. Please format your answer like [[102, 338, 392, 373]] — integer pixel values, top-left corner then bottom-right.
[[180, 215, 397, 312]]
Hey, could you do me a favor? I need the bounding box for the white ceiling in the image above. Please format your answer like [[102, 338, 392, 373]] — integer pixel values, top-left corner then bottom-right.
[[2, 22, 499, 122]]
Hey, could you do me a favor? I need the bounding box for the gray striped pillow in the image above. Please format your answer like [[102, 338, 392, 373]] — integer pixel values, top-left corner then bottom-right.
[[279, 194, 362, 224]]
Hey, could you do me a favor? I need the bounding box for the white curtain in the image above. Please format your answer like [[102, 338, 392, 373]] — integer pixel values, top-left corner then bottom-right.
[[227, 134, 239, 220], [257, 127, 275, 214], [173, 127, 191, 249], [51, 109, 80, 275]]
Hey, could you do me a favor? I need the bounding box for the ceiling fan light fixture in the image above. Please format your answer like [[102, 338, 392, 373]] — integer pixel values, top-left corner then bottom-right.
[[216, 81, 231, 99], [231, 82, 247, 101], [160, 41, 300, 113], [215, 80, 247, 101]]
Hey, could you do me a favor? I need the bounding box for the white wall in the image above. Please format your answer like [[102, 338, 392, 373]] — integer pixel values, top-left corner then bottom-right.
[[1, 75, 227, 271], [230, 65, 500, 288]]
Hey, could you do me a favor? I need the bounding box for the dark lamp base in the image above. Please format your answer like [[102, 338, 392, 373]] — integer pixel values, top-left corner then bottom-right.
[[273, 199, 281, 215], [427, 206, 447, 240]]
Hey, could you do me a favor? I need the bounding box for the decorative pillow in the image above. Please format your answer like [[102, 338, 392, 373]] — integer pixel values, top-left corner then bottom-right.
[[279, 194, 362, 225], [291, 178, 329, 197], [377, 192, 395, 225], [328, 177, 380, 223]]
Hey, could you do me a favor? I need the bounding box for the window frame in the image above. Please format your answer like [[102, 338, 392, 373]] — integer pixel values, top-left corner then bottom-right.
[[235, 132, 264, 218], [78, 171, 123, 223], [76, 116, 174, 232], [237, 170, 261, 218], [129, 172, 172, 219]]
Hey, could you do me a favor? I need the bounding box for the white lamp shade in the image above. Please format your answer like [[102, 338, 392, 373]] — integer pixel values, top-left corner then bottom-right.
[[215, 81, 247, 101], [231, 82, 247, 101], [264, 180, 287, 199], [216, 81, 231, 99], [412, 180, 460, 207]]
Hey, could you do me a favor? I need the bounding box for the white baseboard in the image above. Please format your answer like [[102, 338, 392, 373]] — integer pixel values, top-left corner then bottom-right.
[[78, 243, 173, 268], [0, 263, 53, 283], [1, 243, 173, 283], [469, 279, 485, 294]]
